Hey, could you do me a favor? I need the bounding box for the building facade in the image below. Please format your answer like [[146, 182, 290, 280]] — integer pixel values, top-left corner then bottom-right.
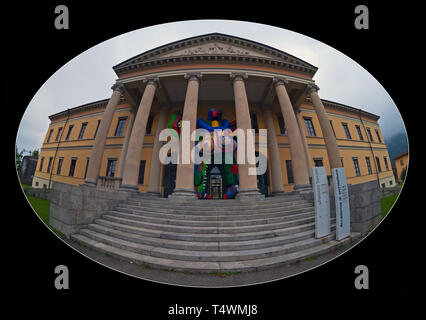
[[394, 150, 408, 183], [32, 33, 395, 197]]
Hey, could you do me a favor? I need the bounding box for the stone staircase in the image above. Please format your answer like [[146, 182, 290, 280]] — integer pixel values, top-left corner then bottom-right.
[[71, 194, 360, 273]]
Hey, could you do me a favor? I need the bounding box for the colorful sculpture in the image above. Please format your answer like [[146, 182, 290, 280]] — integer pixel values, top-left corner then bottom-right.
[[168, 108, 239, 199]]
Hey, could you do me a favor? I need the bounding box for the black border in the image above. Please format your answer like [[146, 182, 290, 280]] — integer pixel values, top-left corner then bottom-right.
[[6, 0, 417, 310]]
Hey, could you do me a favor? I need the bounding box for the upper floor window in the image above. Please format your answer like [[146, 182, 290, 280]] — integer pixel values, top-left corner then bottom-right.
[[65, 125, 74, 141], [400, 159, 404, 166], [355, 125, 364, 141], [304, 117, 316, 137], [94, 120, 101, 138], [146, 115, 154, 134], [329, 120, 336, 137], [114, 117, 127, 137], [55, 127, 63, 142], [47, 129, 53, 143], [277, 115, 287, 134], [78, 123, 88, 140], [366, 128, 373, 141], [342, 123, 352, 139], [375, 129, 382, 143]]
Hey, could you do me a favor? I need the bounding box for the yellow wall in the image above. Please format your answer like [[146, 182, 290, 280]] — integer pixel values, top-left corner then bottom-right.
[[33, 100, 396, 193], [394, 153, 409, 183]]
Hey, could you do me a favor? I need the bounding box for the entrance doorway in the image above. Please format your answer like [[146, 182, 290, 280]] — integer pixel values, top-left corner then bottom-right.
[[209, 166, 223, 199], [162, 163, 176, 198]]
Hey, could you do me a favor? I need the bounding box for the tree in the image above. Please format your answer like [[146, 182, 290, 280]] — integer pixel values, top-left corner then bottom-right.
[[15, 146, 25, 172]]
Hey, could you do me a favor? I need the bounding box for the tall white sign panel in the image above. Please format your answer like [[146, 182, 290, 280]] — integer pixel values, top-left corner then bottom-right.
[[312, 167, 331, 238], [332, 167, 351, 240]]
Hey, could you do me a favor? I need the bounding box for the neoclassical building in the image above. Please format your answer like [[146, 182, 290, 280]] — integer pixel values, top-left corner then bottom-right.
[[32, 33, 395, 198]]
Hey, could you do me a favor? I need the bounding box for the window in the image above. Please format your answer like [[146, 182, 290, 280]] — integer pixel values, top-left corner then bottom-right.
[[78, 123, 88, 140], [375, 129, 382, 143], [381, 183, 385, 188], [106, 159, 117, 177], [277, 115, 286, 134], [329, 120, 336, 137], [352, 157, 361, 176], [47, 157, 53, 173], [314, 158, 323, 167], [114, 117, 127, 137], [47, 129, 53, 143], [285, 160, 294, 184], [384, 156, 389, 171], [69, 158, 77, 177], [146, 115, 154, 134], [342, 123, 352, 139], [365, 157, 372, 174], [65, 125, 74, 141], [55, 127, 63, 142], [84, 158, 90, 178], [400, 159, 404, 166], [39, 157, 44, 171], [56, 157, 64, 175], [94, 120, 101, 138], [355, 125, 364, 141], [390, 180, 393, 185], [250, 113, 259, 133], [366, 128, 373, 141], [376, 156, 382, 172], [341, 157, 344, 167], [138, 160, 146, 184], [304, 118, 316, 137]]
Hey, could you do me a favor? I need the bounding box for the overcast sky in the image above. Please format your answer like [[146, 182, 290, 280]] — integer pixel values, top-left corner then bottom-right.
[[16, 19, 407, 152]]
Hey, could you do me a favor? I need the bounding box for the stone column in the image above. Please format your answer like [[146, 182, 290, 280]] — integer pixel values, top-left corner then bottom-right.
[[171, 73, 202, 198], [120, 78, 158, 192], [231, 73, 260, 198], [84, 83, 123, 187], [117, 109, 136, 179], [262, 106, 284, 195], [147, 105, 169, 195], [308, 84, 342, 169], [295, 109, 313, 178], [274, 78, 311, 191]]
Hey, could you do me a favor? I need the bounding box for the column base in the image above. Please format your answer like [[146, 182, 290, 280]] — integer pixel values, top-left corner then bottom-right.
[[235, 188, 264, 201], [294, 184, 314, 201], [271, 190, 286, 196], [118, 184, 140, 193], [168, 188, 197, 201], [144, 191, 162, 198], [83, 180, 97, 188]]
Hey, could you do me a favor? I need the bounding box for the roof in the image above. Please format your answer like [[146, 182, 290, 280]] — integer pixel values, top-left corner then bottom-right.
[[112, 33, 318, 77], [393, 150, 409, 160]]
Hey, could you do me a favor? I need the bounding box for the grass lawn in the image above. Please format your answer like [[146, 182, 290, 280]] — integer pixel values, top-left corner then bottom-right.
[[381, 193, 399, 219], [25, 194, 64, 237]]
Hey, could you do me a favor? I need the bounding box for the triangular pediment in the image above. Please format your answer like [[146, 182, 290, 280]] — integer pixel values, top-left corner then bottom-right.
[[113, 33, 317, 76]]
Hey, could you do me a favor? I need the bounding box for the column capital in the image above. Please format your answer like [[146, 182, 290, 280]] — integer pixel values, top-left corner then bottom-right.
[[184, 72, 202, 82], [143, 77, 160, 88], [111, 83, 125, 93], [307, 83, 320, 93], [230, 72, 248, 83], [272, 77, 289, 87]]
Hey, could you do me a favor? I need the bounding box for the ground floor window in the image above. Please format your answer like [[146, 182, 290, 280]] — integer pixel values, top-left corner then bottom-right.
[[69, 158, 77, 177], [285, 160, 294, 184], [138, 160, 146, 184], [106, 159, 117, 177], [352, 157, 361, 176]]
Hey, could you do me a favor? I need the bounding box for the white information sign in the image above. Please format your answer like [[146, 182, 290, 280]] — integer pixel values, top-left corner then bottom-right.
[[312, 167, 331, 238], [332, 167, 351, 240]]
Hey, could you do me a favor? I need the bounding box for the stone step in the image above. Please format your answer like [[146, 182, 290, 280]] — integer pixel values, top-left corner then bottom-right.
[[71, 232, 360, 273], [117, 201, 313, 215], [107, 209, 314, 227], [123, 198, 310, 211], [101, 214, 315, 234], [94, 218, 318, 242], [114, 205, 314, 221], [86, 223, 335, 251], [77, 227, 336, 262]]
